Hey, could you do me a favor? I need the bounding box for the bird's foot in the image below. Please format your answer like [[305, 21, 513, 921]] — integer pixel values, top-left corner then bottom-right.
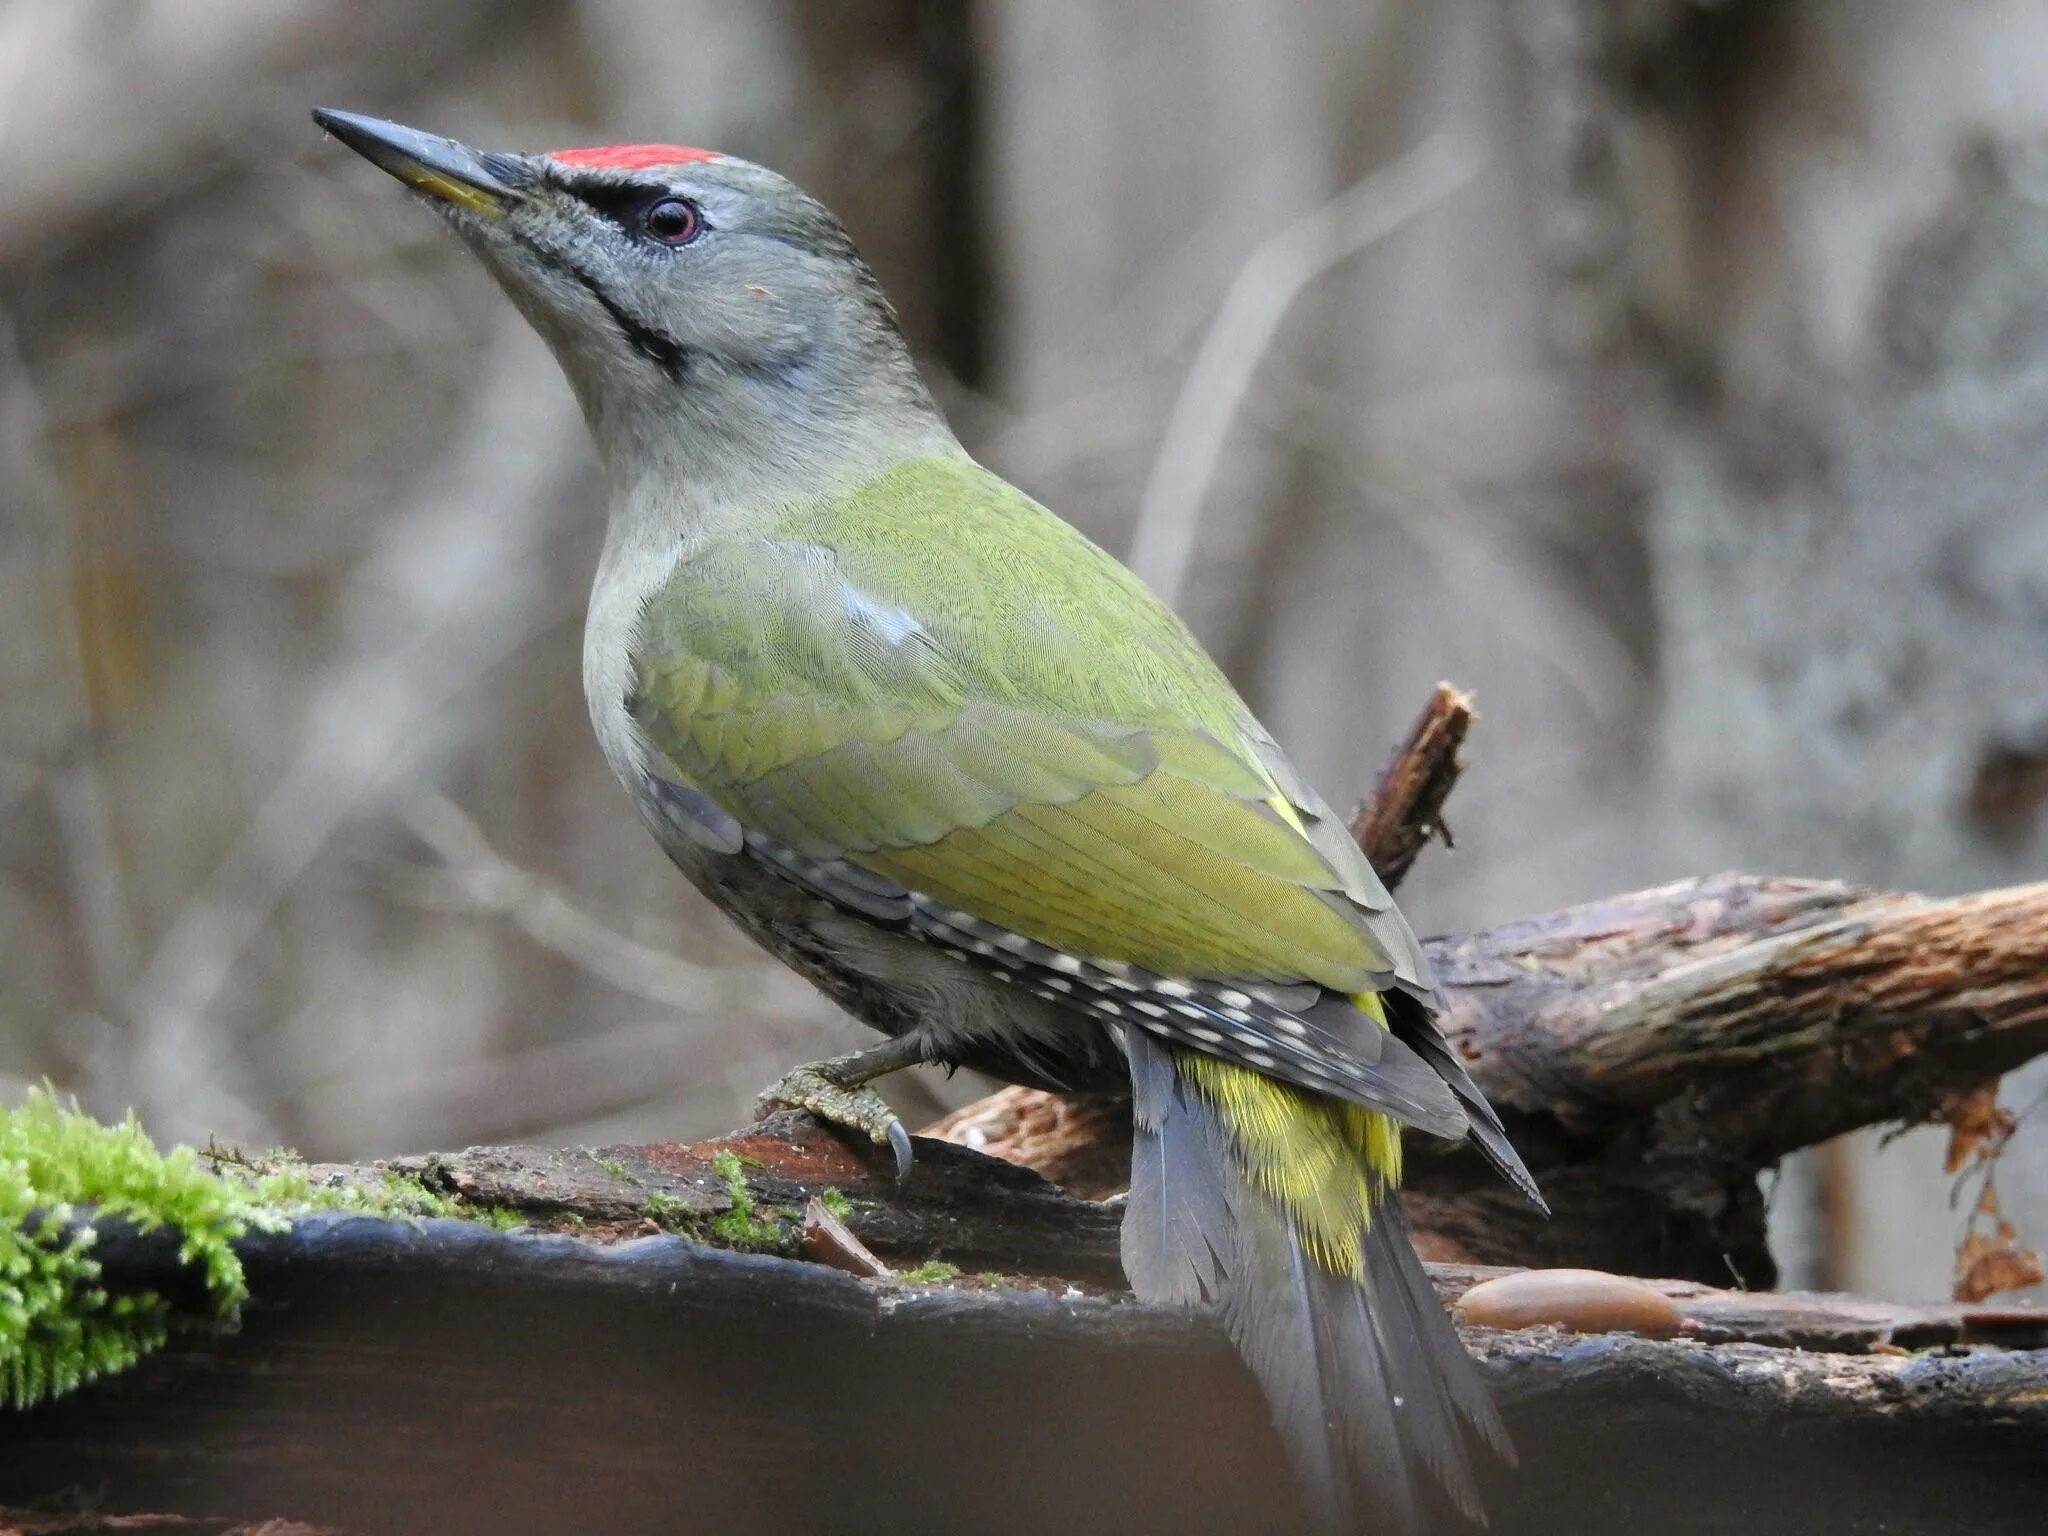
[[758, 1056, 915, 1181]]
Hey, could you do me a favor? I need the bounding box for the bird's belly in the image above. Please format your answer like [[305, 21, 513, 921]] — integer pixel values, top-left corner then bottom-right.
[[640, 794, 1124, 1094]]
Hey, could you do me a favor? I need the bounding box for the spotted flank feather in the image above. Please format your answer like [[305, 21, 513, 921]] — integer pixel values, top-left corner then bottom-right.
[[906, 894, 1467, 1140]]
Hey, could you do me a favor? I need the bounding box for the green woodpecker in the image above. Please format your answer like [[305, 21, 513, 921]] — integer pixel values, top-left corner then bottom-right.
[[315, 108, 1543, 1531]]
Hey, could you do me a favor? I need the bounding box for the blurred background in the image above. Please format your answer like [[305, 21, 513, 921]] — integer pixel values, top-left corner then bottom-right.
[[2, 0, 2045, 1301]]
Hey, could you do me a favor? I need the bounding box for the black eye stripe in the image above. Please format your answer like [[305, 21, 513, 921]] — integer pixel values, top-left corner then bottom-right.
[[554, 174, 666, 217], [506, 228, 690, 382], [554, 177, 705, 247]]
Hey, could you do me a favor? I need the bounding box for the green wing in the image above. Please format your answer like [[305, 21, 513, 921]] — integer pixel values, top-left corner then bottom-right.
[[630, 455, 1454, 1125]]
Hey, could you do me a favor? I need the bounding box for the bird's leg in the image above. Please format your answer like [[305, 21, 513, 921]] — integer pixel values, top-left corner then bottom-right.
[[757, 1033, 927, 1180]]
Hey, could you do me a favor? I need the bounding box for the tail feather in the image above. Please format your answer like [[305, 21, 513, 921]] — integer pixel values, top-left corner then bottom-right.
[[1390, 996, 1549, 1216], [1125, 1032, 1507, 1532], [1362, 1196, 1511, 1500], [1265, 1208, 1420, 1534], [1123, 1030, 1229, 1306]]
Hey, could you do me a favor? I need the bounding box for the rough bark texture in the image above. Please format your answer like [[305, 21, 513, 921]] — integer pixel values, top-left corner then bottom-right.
[[1346, 680, 1474, 888]]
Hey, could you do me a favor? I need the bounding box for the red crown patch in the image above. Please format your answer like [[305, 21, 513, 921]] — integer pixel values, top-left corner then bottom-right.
[[549, 144, 719, 171]]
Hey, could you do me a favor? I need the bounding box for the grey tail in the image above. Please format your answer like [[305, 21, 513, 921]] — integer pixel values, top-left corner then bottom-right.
[[1123, 1031, 1510, 1533]]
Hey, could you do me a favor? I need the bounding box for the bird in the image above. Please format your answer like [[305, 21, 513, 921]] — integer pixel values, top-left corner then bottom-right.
[[312, 107, 1545, 1533]]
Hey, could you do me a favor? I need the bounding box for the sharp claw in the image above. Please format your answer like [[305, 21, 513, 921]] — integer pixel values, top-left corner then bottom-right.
[[887, 1118, 914, 1183]]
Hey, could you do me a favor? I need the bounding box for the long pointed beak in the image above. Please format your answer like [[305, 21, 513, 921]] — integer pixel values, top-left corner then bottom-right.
[[311, 108, 529, 218]]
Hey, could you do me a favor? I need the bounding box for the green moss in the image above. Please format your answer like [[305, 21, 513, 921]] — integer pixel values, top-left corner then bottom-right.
[[705, 1149, 790, 1252], [898, 1260, 960, 1284], [594, 1156, 632, 1183], [642, 1188, 690, 1226], [0, 1089, 539, 1410], [816, 1187, 852, 1219], [200, 1146, 465, 1223], [0, 1089, 279, 1409]]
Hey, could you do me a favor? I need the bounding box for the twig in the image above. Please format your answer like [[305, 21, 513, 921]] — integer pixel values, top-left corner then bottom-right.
[[1126, 131, 1481, 603], [1349, 681, 1474, 887]]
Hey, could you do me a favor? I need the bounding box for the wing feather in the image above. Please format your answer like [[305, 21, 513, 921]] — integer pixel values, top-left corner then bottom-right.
[[627, 455, 1500, 1145]]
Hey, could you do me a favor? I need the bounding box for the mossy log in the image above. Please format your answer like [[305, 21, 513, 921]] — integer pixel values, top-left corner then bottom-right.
[[4, 1133, 2046, 1536], [6, 869, 2046, 1536]]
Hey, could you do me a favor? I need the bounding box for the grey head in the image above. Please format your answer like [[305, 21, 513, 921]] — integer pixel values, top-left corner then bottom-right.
[[311, 110, 952, 503]]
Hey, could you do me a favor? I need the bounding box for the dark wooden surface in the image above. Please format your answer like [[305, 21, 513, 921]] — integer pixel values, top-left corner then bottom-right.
[[4, 1207, 2044, 1536], [9, 859, 2045, 1532]]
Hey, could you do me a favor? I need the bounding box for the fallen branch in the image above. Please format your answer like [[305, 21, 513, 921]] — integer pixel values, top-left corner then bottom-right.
[[9, 1194, 2045, 1536]]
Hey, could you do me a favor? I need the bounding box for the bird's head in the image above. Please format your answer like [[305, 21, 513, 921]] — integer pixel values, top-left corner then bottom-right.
[[312, 109, 946, 496]]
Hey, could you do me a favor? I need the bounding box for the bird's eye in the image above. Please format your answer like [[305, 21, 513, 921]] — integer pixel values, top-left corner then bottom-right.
[[642, 196, 702, 246]]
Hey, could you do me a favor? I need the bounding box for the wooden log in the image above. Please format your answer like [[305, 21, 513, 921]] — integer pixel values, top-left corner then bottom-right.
[[6, 1204, 2046, 1536], [12, 696, 2046, 1532], [1417, 874, 2048, 1280], [12, 856, 2048, 1533]]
